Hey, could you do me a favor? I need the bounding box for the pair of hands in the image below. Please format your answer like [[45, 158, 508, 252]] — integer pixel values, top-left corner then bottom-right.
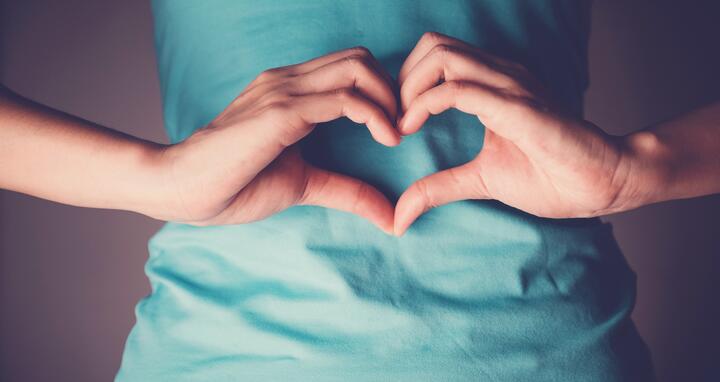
[[159, 32, 633, 235]]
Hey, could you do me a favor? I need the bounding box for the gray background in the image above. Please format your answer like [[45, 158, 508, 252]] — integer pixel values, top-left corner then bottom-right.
[[1, 1, 718, 381]]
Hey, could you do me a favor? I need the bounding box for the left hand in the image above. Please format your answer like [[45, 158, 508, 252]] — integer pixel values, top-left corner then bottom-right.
[[393, 32, 635, 235]]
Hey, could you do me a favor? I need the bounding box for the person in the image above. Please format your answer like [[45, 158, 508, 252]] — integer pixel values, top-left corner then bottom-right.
[[1, 1, 717, 381]]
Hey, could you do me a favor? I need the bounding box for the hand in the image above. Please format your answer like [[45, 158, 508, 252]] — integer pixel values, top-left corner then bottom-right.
[[158, 47, 401, 233], [393, 32, 636, 235]]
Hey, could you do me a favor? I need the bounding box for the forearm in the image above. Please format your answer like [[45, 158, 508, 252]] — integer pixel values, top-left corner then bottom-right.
[[0, 85, 172, 219], [618, 100, 720, 211]]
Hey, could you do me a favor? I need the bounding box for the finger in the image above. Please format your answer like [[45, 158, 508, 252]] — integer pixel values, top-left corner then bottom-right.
[[400, 43, 519, 112], [249, 46, 381, 86], [399, 32, 522, 87], [283, 46, 392, 79], [299, 165, 394, 234], [292, 53, 398, 121], [269, 88, 401, 147], [399, 80, 535, 142], [393, 161, 490, 236], [399, 32, 478, 86]]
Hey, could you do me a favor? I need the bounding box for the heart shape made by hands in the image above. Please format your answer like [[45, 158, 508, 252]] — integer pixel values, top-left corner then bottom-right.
[[309, 32, 622, 236], [188, 32, 622, 238]]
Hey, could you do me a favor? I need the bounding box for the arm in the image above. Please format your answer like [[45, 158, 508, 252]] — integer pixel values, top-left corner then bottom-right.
[[618, 101, 720, 213], [0, 85, 171, 219], [0, 46, 400, 232]]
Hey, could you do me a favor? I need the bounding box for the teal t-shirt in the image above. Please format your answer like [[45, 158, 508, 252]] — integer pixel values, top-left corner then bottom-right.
[[116, 1, 654, 381]]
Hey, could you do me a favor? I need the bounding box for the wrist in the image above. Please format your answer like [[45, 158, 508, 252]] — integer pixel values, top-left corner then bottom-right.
[[612, 130, 674, 213], [150, 138, 222, 223], [115, 140, 182, 222], [147, 142, 191, 222]]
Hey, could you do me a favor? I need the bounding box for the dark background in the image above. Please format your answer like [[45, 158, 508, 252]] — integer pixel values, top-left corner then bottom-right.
[[1, 1, 719, 381]]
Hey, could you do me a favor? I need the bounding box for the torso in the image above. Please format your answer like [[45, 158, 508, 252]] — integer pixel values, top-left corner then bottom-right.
[[116, 1, 653, 380]]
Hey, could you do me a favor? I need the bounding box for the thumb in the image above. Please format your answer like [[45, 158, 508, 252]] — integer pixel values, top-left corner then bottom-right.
[[298, 165, 395, 234], [394, 161, 490, 236]]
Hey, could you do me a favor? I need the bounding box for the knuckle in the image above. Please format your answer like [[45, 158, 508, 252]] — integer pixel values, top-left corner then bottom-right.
[[413, 179, 436, 209], [366, 106, 384, 122], [430, 43, 454, 58], [332, 87, 356, 101], [498, 75, 523, 92], [444, 80, 465, 94], [346, 46, 372, 58], [420, 31, 444, 46], [264, 101, 294, 120], [266, 84, 292, 100], [351, 182, 370, 212], [342, 54, 372, 73], [257, 89, 291, 110], [513, 85, 534, 98], [256, 67, 283, 81], [467, 163, 490, 197]]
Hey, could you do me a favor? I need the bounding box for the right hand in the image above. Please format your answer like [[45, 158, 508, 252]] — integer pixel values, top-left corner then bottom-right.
[[157, 47, 400, 233]]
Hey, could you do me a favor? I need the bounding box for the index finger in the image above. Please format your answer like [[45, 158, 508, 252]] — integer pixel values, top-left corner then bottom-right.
[[398, 32, 479, 86], [398, 32, 518, 87], [399, 80, 547, 144], [292, 54, 398, 121], [283, 46, 396, 87]]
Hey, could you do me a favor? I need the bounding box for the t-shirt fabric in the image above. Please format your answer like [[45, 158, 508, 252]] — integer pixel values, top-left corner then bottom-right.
[[115, 1, 654, 381]]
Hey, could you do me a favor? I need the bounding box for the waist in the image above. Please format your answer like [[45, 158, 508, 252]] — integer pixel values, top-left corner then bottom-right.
[[147, 202, 612, 309]]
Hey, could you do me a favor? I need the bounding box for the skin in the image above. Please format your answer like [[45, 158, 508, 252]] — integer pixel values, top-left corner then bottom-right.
[[393, 32, 720, 235], [0, 47, 401, 233], [1, 32, 719, 237]]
